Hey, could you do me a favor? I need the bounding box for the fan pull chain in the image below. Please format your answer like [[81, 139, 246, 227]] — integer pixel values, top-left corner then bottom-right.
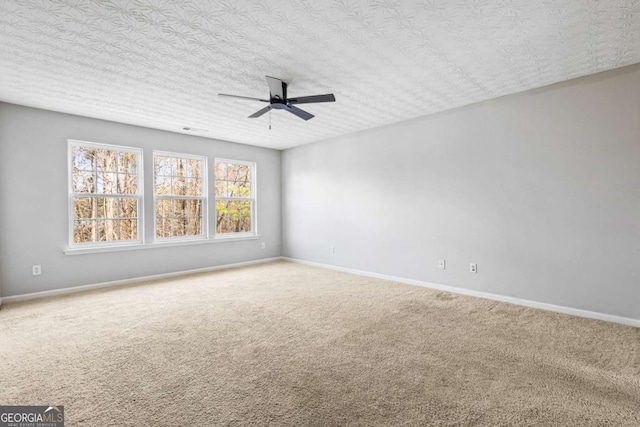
[[269, 108, 271, 130]]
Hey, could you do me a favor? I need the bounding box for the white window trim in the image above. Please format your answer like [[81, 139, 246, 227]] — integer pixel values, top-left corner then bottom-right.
[[214, 158, 257, 238], [153, 150, 208, 242], [68, 139, 144, 249]]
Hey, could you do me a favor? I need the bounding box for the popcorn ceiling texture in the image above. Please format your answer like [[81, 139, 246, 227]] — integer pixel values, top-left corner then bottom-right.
[[0, 1, 639, 149], [0, 261, 639, 425]]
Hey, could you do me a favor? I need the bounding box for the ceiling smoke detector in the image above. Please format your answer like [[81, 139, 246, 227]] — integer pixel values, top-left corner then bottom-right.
[[181, 126, 208, 133]]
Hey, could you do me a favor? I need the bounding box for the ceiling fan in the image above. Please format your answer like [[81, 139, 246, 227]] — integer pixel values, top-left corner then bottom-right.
[[219, 76, 336, 121]]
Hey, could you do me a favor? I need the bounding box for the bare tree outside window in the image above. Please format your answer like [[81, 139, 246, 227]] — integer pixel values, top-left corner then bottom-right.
[[70, 142, 142, 245], [214, 160, 255, 234]]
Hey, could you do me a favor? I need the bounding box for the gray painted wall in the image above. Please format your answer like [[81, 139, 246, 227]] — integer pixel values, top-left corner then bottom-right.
[[282, 65, 640, 320], [0, 103, 281, 297]]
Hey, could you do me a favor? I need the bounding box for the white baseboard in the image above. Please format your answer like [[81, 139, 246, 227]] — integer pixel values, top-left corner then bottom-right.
[[4, 255, 638, 329], [283, 257, 640, 328], [0, 257, 282, 305]]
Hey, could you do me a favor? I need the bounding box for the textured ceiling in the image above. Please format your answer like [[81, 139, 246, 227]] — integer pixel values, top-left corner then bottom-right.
[[1, 1, 639, 150]]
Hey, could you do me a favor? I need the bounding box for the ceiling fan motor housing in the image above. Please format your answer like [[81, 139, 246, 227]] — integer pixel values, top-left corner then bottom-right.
[[271, 80, 287, 102]]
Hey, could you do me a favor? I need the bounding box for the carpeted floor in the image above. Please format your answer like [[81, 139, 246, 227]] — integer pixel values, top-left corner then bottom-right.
[[0, 260, 638, 426]]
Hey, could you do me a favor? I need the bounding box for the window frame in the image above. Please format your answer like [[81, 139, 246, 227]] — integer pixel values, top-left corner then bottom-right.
[[152, 150, 208, 242], [214, 158, 257, 239], [67, 139, 144, 248]]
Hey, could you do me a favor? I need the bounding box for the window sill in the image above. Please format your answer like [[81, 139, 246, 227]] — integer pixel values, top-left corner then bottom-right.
[[63, 234, 261, 255], [214, 232, 258, 241]]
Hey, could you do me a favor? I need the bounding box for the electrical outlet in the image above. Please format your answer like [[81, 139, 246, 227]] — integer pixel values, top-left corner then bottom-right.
[[470, 263, 477, 273], [261, 242, 266, 249], [438, 259, 446, 270], [32, 265, 42, 276], [330, 246, 335, 255]]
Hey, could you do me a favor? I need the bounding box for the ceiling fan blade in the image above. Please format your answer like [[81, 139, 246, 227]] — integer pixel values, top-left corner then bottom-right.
[[218, 93, 268, 102], [286, 105, 314, 121], [248, 106, 271, 118], [287, 94, 336, 104], [265, 76, 286, 100]]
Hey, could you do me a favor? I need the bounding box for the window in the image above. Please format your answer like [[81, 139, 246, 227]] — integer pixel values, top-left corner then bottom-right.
[[69, 140, 142, 246], [67, 144, 256, 253], [154, 152, 206, 239], [214, 159, 255, 236]]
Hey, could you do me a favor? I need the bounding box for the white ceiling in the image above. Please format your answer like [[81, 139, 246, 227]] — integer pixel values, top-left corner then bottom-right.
[[1, 1, 639, 150]]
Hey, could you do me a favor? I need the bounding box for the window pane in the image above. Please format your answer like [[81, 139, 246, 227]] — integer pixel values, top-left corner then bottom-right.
[[215, 180, 227, 197], [121, 174, 137, 195], [167, 157, 177, 174], [227, 163, 239, 181], [215, 162, 227, 180], [74, 197, 94, 219], [175, 158, 187, 178], [240, 214, 251, 232], [155, 198, 171, 218], [118, 152, 137, 174], [187, 199, 202, 217], [238, 200, 251, 218], [172, 217, 187, 237], [228, 181, 239, 197], [237, 164, 251, 183], [172, 175, 186, 196], [216, 200, 252, 233], [97, 172, 118, 194], [188, 217, 201, 235], [97, 219, 119, 241], [74, 220, 95, 243], [118, 172, 137, 195], [155, 175, 171, 195], [120, 198, 137, 218], [216, 200, 229, 233], [95, 197, 118, 219], [229, 180, 250, 197], [216, 215, 232, 234], [120, 219, 137, 240], [95, 149, 118, 172], [154, 156, 172, 176], [225, 201, 241, 233], [73, 147, 94, 171], [227, 216, 240, 233], [73, 170, 95, 193], [187, 159, 201, 178], [173, 199, 187, 217], [156, 217, 169, 238], [239, 200, 251, 232], [228, 200, 242, 218], [239, 180, 251, 197], [186, 178, 201, 196]]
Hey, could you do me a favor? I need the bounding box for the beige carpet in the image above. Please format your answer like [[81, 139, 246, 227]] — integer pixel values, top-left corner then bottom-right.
[[0, 260, 638, 426]]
